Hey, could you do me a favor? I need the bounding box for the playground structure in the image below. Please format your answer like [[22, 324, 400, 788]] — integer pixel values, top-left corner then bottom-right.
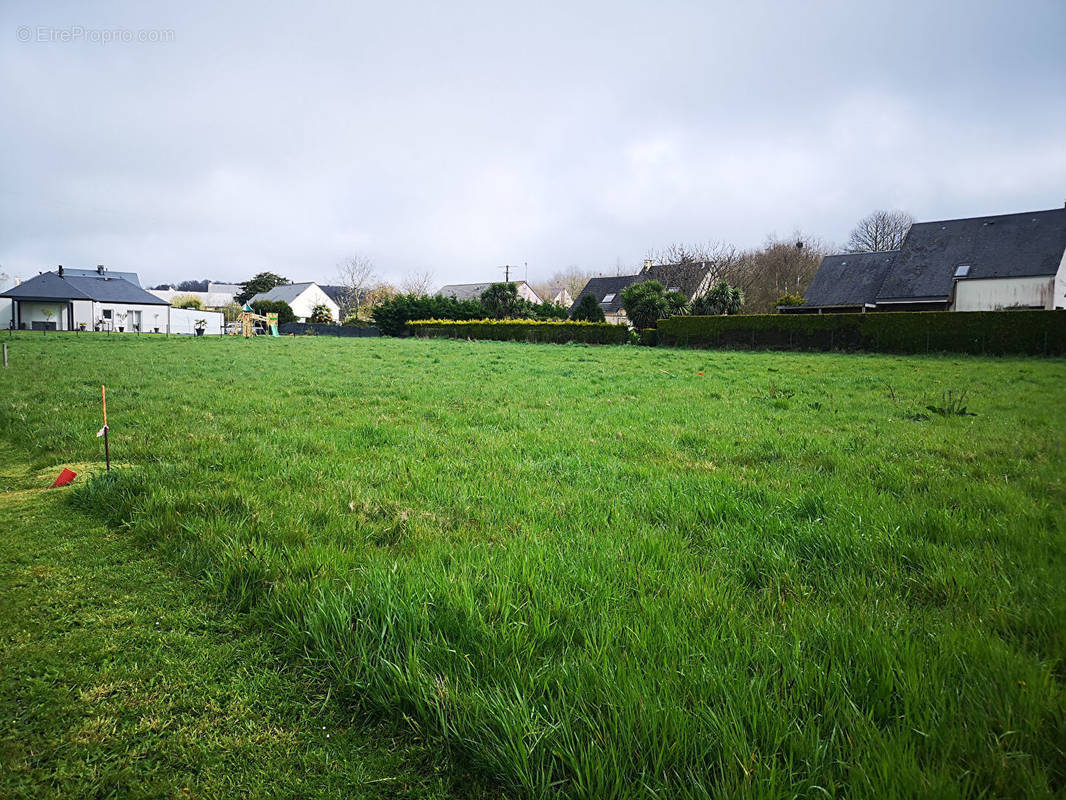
[[231, 305, 280, 337]]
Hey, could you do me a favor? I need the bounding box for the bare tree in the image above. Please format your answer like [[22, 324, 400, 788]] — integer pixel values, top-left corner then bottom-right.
[[336, 255, 377, 321], [643, 242, 741, 297], [726, 233, 829, 314], [400, 270, 435, 295], [846, 210, 914, 253], [532, 265, 599, 302], [644, 241, 736, 268]]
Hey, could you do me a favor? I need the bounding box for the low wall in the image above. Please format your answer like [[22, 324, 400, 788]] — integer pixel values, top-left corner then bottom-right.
[[278, 323, 380, 337], [169, 307, 225, 335]]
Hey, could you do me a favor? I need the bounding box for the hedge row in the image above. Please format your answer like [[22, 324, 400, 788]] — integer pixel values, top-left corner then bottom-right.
[[409, 319, 630, 345], [278, 322, 380, 337], [657, 310, 1066, 356]]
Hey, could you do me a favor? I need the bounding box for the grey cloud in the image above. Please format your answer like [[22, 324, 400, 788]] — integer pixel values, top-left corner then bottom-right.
[[1, 0, 1063, 287]]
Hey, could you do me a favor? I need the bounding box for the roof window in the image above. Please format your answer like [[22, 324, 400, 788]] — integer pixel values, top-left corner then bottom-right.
[[954, 264, 971, 278], [602, 293, 615, 303]]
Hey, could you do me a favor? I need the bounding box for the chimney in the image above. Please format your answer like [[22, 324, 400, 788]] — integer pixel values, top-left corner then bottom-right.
[[643, 259, 653, 271], [58, 264, 64, 277], [97, 264, 105, 275]]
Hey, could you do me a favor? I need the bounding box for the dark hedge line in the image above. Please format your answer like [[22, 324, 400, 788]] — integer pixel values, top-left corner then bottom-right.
[[409, 319, 630, 345], [657, 310, 1066, 355], [278, 323, 380, 337]]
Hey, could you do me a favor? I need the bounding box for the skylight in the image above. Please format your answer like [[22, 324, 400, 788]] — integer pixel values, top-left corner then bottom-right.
[[602, 293, 615, 302], [954, 264, 971, 278]]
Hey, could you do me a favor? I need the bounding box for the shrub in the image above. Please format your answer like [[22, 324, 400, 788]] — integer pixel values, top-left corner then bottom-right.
[[530, 300, 570, 321], [409, 319, 629, 345], [776, 292, 805, 309], [570, 293, 606, 323], [480, 283, 522, 319], [309, 304, 335, 324], [250, 300, 296, 325], [656, 310, 1066, 356], [372, 294, 487, 336], [692, 281, 744, 315], [620, 281, 689, 329], [172, 294, 205, 310]]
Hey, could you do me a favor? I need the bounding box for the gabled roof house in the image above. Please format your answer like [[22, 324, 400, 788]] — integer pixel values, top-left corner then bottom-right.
[[541, 286, 573, 306], [570, 260, 718, 325], [436, 281, 543, 305], [570, 275, 642, 324], [1, 265, 170, 331], [788, 206, 1066, 313], [248, 282, 340, 322]]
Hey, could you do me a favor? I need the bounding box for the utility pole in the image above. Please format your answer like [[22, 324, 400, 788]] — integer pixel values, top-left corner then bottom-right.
[[499, 265, 516, 282]]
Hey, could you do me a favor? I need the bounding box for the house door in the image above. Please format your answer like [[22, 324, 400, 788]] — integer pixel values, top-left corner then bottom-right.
[[130, 310, 142, 331]]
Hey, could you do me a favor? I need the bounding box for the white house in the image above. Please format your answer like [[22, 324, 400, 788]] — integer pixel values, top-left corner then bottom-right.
[[0, 266, 222, 333], [786, 206, 1066, 313], [1, 266, 171, 331], [247, 282, 339, 322], [542, 286, 573, 306]]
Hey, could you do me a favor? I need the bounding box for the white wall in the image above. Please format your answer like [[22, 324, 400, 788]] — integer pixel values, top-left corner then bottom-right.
[[169, 307, 224, 335], [953, 276, 1056, 311], [85, 302, 171, 332], [290, 285, 339, 321], [1053, 249, 1066, 310], [516, 283, 542, 304], [18, 301, 69, 329]]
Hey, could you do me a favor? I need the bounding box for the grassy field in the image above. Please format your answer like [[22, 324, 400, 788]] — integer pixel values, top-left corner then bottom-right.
[[0, 331, 1063, 798], [0, 439, 483, 799]]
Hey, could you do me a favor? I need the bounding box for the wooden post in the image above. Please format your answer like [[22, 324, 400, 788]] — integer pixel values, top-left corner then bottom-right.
[[102, 385, 110, 472], [2, 343, 7, 367]]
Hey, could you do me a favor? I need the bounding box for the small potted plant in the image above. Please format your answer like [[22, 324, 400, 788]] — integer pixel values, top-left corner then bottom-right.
[[41, 308, 55, 333], [153, 312, 160, 333], [78, 321, 87, 331], [194, 318, 207, 336], [116, 311, 127, 332]]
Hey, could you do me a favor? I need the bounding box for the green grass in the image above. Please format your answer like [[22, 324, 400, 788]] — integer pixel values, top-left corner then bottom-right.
[[0, 439, 485, 799], [1, 331, 1064, 798]]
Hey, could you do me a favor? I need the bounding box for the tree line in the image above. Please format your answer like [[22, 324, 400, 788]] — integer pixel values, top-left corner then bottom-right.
[[154, 208, 914, 324]]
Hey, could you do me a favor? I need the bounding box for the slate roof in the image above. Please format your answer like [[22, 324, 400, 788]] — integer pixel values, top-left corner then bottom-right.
[[62, 267, 142, 286], [0, 271, 168, 304], [318, 284, 348, 305], [798, 251, 898, 309], [570, 275, 642, 315], [248, 282, 320, 304], [796, 207, 1066, 310], [640, 262, 714, 299], [208, 282, 244, 294], [876, 208, 1066, 303], [435, 281, 541, 302]]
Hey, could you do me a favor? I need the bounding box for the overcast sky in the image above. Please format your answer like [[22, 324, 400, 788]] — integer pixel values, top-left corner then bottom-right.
[[2, 0, 1064, 289]]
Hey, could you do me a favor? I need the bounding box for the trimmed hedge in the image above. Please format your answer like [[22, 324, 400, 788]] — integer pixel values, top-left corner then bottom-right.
[[657, 310, 1066, 356], [409, 319, 630, 345]]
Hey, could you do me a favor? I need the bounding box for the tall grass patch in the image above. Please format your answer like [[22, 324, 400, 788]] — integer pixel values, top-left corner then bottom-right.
[[1, 332, 1064, 798]]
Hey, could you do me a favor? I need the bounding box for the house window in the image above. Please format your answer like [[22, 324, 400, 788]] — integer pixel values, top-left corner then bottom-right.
[[954, 265, 971, 278], [102, 309, 113, 319], [602, 293, 615, 303]]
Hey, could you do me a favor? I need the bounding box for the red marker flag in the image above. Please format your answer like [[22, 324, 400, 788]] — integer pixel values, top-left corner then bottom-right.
[[50, 468, 77, 488]]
